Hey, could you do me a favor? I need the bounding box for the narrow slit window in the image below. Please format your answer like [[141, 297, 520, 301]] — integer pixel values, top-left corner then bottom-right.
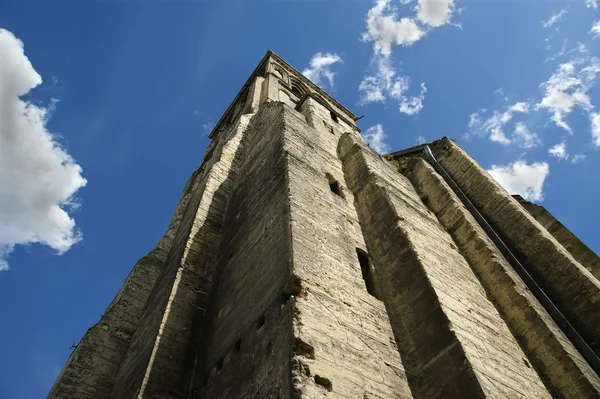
[[326, 173, 343, 198], [356, 248, 381, 300]]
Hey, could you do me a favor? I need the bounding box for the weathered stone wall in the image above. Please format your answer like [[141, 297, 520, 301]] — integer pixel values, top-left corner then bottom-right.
[[404, 157, 600, 397], [339, 133, 551, 398], [49, 51, 600, 399], [191, 99, 411, 398], [514, 194, 600, 281], [111, 86, 260, 398], [430, 138, 600, 356], [287, 100, 410, 398], [47, 167, 200, 399], [190, 101, 295, 398]]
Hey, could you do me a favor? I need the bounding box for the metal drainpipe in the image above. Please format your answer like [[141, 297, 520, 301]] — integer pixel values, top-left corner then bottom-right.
[[387, 144, 600, 377]]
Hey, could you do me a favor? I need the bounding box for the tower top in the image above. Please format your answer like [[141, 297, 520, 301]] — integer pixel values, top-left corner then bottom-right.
[[209, 50, 359, 139]]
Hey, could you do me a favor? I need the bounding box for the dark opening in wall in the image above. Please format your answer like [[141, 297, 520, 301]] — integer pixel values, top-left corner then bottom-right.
[[326, 173, 343, 198], [356, 248, 381, 300], [256, 314, 266, 330], [330, 111, 339, 123], [291, 86, 302, 98]]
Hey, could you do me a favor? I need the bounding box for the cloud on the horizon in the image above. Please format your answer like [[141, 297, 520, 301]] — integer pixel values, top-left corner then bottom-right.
[[0, 28, 86, 270], [488, 160, 550, 202], [302, 52, 342, 88], [362, 124, 391, 153]]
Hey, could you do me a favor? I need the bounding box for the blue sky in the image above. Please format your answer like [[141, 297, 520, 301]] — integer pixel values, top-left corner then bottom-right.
[[0, 1, 599, 397]]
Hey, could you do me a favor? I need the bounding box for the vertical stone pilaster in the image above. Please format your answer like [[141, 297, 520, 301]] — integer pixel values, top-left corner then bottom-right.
[[514, 195, 600, 281], [430, 138, 600, 355], [404, 157, 600, 397], [339, 133, 551, 399]]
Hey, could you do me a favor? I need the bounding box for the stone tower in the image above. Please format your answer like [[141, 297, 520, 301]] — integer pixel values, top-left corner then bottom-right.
[[49, 51, 600, 399]]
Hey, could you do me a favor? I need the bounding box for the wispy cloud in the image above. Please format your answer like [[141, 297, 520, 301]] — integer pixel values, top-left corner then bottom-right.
[[586, 0, 598, 9], [542, 9, 567, 29], [548, 140, 569, 160], [589, 111, 600, 146], [362, 124, 391, 153], [466, 101, 531, 145], [358, 0, 457, 116], [302, 52, 342, 88], [590, 21, 600, 39], [537, 53, 600, 134], [358, 55, 427, 115], [513, 122, 542, 149], [488, 160, 550, 202], [202, 121, 215, 136], [0, 29, 87, 270]]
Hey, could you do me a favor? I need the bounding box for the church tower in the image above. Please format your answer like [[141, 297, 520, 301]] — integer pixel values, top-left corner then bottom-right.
[[49, 51, 600, 398]]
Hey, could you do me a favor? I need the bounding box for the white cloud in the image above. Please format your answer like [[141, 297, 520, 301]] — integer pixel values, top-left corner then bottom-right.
[[416, 0, 456, 27], [399, 82, 427, 115], [416, 135, 427, 144], [542, 10, 567, 29], [362, 0, 425, 56], [548, 140, 569, 160], [488, 161, 550, 202], [590, 111, 600, 146], [359, 56, 427, 115], [586, 0, 598, 9], [0, 29, 86, 270], [302, 52, 343, 88], [590, 21, 600, 39], [467, 101, 530, 145], [572, 154, 586, 163], [509, 102, 530, 113], [513, 122, 541, 148], [544, 39, 568, 63], [202, 121, 215, 136], [362, 124, 391, 153], [468, 113, 481, 129], [359, 0, 457, 116], [537, 56, 600, 133]]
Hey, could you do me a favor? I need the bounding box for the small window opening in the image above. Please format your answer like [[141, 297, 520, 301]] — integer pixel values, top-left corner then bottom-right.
[[256, 314, 266, 330], [326, 173, 343, 198], [357, 248, 381, 300], [330, 111, 339, 123], [291, 86, 302, 98]]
